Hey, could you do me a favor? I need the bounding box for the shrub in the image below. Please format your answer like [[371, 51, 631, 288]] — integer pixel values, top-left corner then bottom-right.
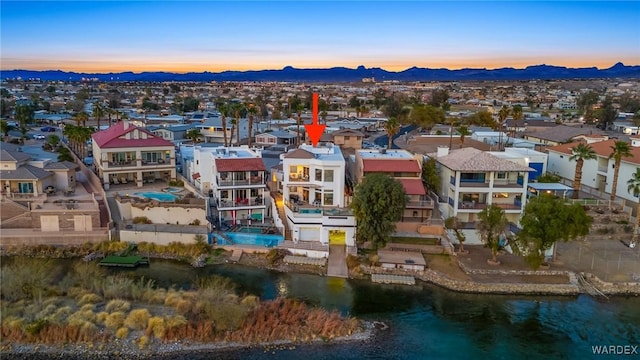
[[346, 255, 361, 270], [240, 295, 260, 309], [78, 293, 102, 305], [138, 335, 151, 350], [105, 299, 131, 313], [124, 309, 151, 331], [80, 304, 96, 312], [616, 220, 629, 225], [68, 309, 96, 326], [96, 311, 109, 325], [115, 327, 129, 339], [25, 318, 49, 336], [164, 315, 187, 329], [189, 219, 201, 226], [146, 316, 165, 338], [132, 216, 153, 224], [50, 306, 73, 325], [623, 225, 633, 233], [266, 249, 289, 266], [105, 311, 125, 330]]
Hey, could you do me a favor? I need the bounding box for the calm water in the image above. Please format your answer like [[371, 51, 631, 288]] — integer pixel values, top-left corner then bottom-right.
[[5, 258, 640, 359]]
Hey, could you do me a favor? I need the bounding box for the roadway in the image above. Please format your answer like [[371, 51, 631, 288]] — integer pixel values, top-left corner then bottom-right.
[[374, 125, 416, 149]]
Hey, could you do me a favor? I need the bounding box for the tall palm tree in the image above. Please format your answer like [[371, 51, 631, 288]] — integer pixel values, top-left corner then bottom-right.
[[76, 112, 89, 127], [569, 143, 597, 199], [247, 105, 258, 147], [498, 105, 510, 150], [217, 102, 229, 147], [231, 103, 244, 146], [385, 117, 400, 149], [296, 104, 304, 145], [511, 104, 523, 138], [457, 125, 470, 148], [0, 120, 13, 141], [92, 102, 106, 131], [608, 141, 632, 201], [627, 168, 640, 247]]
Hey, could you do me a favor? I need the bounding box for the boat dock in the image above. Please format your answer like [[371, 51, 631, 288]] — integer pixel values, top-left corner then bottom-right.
[[371, 274, 416, 285], [99, 255, 150, 268]]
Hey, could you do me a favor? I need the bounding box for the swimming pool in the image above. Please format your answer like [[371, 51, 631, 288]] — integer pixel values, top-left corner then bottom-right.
[[212, 232, 284, 247], [133, 192, 179, 202]]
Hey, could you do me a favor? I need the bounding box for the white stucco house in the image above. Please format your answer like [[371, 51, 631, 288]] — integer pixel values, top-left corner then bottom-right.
[[280, 143, 356, 248], [546, 136, 640, 205]]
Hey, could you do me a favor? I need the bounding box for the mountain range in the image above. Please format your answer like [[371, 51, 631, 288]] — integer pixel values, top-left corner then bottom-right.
[[2, 63, 639, 82]]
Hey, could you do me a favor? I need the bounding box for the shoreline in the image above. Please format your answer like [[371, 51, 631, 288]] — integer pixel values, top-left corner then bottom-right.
[[2, 245, 639, 297], [1, 321, 378, 359]]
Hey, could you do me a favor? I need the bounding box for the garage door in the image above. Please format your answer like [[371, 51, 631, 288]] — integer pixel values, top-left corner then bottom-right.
[[329, 230, 346, 245], [299, 227, 319, 241]]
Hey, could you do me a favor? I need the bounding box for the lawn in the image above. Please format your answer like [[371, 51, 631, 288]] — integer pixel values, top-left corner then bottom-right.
[[390, 237, 439, 245]]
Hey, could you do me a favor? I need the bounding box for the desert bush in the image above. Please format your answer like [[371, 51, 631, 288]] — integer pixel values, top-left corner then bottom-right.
[[266, 249, 289, 266], [50, 306, 73, 325], [68, 309, 96, 326], [115, 326, 129, 339], [346, 255, 361, 270], [96, 311, 109, 325], [78, 293, 102, 305], [80, 303, 96, 312], [164, 315, 187, 329], [105, 299, 131, 313], [101, 275, 135, 300], [164, 291, 183, 308], [623, 225, 633, 233], [174, 299, 193, 316], [125, 309, 151, 331], [105, 311, 125, 330], [138, 335, 151, 350], [146, 316, 165, 338], [25, 318, 49, 336], [616, 220, 629, 225], [0, 258, 57, 302], [133, 216, 153, 224], [36, 304, 59, 320], [71, 263, 107, 292], [240, 295, 260, 309]]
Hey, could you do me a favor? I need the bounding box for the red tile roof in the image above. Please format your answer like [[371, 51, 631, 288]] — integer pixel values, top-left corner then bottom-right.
[[362, 159, 421, 173], [92, 121, 173, 148], [546, 139, 640, 165], [398, 178, 426, 195], [215, 158, 266, 172]]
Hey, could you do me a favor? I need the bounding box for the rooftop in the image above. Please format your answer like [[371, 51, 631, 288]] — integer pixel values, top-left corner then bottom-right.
[[358, 149, 414, 159], [437, 147, 534, 172], [284, 143, 344, 162], [362, 159, 421, 173], [546, 139, 640, 165]]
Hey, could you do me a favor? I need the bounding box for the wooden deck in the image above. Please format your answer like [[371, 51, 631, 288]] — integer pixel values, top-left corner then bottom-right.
[[371, 274, 416, 285]]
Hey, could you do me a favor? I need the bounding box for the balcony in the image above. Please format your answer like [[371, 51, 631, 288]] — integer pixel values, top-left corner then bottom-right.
[[218, 176, 265, 187], [459, 180, 490, 188], [288, 174, 310, 182], [406, 199, 435, 208], [492, 180, 522, 188], [284, 200, 353, 217], [217, 197, 265, 209], [107, 160, 137, 168], [458, 201, 487, 210], [494, 203, 522, 210]]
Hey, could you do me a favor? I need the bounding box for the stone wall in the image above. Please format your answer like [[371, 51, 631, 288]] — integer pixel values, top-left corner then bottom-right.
[[120, 227, 207, 245], [583, 273, 640, 296]]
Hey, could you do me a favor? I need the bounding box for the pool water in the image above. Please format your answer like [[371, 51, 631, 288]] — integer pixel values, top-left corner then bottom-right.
[[133, 192, 179, 202], [236, 226, 264, 233], [212, 232, 284, 247], [164, 187, 182, 193]]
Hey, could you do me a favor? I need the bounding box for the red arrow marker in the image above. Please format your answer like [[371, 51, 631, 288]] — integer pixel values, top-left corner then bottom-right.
[[304, 93, 326, 147]]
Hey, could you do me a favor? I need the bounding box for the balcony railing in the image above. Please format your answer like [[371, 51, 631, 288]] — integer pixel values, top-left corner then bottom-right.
[[288, 174, 310, 182], [218, 176, 264, 186], [107, 161, 136, 167], [284, 200, 352, 217], [492, 180, 522, 188], [458, 201, 487, 210], [494, 203, 521, 210], [406, 199, 435, 208], [218, 197, 265, 208]]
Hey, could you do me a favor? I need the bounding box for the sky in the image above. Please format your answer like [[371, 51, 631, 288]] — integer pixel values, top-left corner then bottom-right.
[[1, 1, 639, 73]]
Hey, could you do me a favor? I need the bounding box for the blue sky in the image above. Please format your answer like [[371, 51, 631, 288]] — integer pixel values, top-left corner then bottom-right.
[[1, 1, 639, 72]]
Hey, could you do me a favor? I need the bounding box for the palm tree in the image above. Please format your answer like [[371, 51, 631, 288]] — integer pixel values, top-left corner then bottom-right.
[[628, 169, 640, 247], [296, 104, 304, 145], [498, 105, 510, 150], [608, 141, 632, 201], [185, 128, 203, 144], [92, 102, 106, 131], [247, 105, 258, 147], [217, 102, 229, 147], [569, 143, 597, 199], [477, 204, 508, 264], [385, 117, 400, 149], [511, 104, 523, 138], [231, 103, 244, 146], [75, 112, 88, 127], [457, 125, 470, 148]]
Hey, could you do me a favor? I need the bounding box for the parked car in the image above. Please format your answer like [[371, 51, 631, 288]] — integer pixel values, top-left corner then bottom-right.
[[41, 126, 57, 132], [33, 134, 46, 140]]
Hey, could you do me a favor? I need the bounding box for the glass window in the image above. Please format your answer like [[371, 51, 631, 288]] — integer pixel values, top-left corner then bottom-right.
[[315, 169, 322, 181], [323, 191, 333, 206], [496, 172, 507, 179], [289, 166, 297, 175], [324, 169, 334, 182], [221, 190, 228, 198]]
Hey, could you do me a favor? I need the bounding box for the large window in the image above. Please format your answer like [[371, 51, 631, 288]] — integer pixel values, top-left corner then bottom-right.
[[324, 169, 334, 182], [496, 172, 507, 179], [315, 169, 322, 181], [323, 190, 334, 206], [460, 173, 485, 182]]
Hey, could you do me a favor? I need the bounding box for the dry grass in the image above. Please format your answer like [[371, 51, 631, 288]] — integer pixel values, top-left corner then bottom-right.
[[164, 315, 187, 329], [138, 335, 151, 350], [104, 312, 125, 330], [146, 316, 165, 339], [78, 293, 102, 305], [95, 311, 109, 325], [105, 299, 131, 313], [124, 309, 151, 331], [67, 310, 96, 327], [115, 327, 129, 339]]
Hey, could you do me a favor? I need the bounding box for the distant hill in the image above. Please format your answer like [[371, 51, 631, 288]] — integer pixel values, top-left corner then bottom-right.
[[2, 63, 639, 82]]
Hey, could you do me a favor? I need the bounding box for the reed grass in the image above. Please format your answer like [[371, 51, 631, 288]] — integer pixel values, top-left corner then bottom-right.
[[105, 299, 131, 313], [124, 309, 151, 331]]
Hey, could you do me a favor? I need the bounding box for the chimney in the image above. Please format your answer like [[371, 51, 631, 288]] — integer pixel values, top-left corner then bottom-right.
[[437, 146, 449, 157]]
